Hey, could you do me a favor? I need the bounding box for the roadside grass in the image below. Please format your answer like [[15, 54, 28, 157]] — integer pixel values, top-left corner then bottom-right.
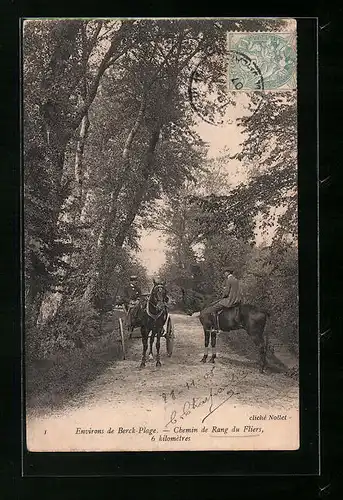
[[26, 310, 126, 416]]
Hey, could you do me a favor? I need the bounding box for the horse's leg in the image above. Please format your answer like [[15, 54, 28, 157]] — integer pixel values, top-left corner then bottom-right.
[[148, 331, 155, 360], [155, 330, 162, 367], [140, 326, 148, 368], [201, 328, 210, 363], [209, 330, 217, 363]]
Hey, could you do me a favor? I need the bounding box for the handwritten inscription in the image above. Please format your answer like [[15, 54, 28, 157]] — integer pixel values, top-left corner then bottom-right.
[[161, 366, 216, 404], [161, 366, 249, 404], [165, 384, 239, 428], [163, 366, 250, 428]]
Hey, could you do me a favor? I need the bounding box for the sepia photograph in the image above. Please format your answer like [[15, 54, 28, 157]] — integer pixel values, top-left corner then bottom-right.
[[23, 17, 299, 452]]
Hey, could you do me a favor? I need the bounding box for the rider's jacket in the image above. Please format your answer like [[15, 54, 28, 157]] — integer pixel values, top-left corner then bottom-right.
[[217, 274, 242, 308]]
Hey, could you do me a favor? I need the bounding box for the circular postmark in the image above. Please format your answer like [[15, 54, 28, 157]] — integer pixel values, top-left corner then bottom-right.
[[188, 49, 264, 126], [227, 50, 264, 91]]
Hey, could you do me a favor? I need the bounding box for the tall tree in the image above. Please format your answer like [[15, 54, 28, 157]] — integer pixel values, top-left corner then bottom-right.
[[80, 20, 225, 309], [23, 19, 136, 326]]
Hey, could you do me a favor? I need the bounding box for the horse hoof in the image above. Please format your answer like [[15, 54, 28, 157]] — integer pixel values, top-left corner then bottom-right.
[[201, 356, 207, 363], [156, 361, 161, 368], [209, 357, 216, 364], [139, 363, 145, 369]]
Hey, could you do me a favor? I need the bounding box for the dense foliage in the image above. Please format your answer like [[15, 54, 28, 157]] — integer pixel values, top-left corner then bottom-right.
[[154, 92, 298, 352]]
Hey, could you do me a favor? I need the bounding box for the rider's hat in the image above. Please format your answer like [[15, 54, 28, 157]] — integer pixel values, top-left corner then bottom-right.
[[223, 266, 233, 273]]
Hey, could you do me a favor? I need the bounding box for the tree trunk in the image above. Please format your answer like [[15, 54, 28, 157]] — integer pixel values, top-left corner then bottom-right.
[[25, 280, 44, 332], [114, 126, 161, 248], [84, 99, 148, 307], [74, 113, 90, 219]]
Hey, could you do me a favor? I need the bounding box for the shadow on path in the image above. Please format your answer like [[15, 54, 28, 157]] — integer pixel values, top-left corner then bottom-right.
[[26, 312, 126, 416]]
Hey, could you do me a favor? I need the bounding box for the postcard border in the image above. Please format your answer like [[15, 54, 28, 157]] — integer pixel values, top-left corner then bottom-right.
[[18, 16, 319, 477]]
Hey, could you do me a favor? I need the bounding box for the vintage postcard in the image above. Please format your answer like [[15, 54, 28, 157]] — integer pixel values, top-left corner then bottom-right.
[[24, 17, 299, 452]]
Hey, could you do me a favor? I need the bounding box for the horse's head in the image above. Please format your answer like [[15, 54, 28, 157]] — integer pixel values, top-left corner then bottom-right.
[[151, 279, 168, 312]]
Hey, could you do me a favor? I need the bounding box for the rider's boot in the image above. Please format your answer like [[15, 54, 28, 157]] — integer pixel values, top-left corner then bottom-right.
[[201, 347, 208, 363], [209, 353, 216, 363], [215, 313, 224, 334]]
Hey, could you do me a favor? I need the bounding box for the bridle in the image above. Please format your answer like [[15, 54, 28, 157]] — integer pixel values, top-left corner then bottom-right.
[[146, 283, 167, 320]]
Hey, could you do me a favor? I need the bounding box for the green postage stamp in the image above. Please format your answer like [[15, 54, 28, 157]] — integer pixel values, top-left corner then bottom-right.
[[227, 32, 297, 91]]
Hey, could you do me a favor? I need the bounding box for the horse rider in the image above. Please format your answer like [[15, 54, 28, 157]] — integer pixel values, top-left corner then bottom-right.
[[124, 275, 142, 329], [205, 267, 242, 332]]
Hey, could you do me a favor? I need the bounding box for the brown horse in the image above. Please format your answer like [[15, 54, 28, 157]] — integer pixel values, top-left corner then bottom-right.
[[199, 304, 270, 373], [136, 281, 169, 368]]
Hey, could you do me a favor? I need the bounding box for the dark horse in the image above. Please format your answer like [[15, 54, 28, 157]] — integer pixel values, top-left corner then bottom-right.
[[199, 304, 270, 373], [137, 280, 169, 368]]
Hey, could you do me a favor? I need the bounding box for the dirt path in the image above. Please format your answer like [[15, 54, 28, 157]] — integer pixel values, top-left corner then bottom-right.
[[26, 314, 299, 452]]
